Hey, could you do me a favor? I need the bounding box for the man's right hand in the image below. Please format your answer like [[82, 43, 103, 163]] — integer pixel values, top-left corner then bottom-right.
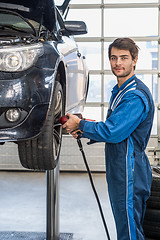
[[62, 113, 81, 133]]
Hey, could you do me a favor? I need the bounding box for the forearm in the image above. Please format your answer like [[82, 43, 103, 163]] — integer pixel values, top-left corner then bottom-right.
[[79, 95, 148, 143]]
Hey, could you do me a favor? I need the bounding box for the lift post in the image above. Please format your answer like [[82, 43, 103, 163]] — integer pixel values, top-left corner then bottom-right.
[[46, 162, 60, 240]]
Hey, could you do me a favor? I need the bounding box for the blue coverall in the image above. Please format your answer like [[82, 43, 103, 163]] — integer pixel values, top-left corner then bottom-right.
[[79, 75, 154, 240]]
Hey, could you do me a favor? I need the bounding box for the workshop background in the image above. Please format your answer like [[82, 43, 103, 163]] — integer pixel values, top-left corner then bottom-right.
[[0, 0, 159, 170], [0, 1, 160, 240]]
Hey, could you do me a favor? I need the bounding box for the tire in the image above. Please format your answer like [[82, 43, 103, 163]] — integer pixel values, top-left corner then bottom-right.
[[151, 177, 160, 192], [18, 81, 64, 170], [146, 239, 158, 240], [143, 209, 160, 239], [143, 168, 160, 239], [146, 176, 160, 209], [144, 208, 160, 222], [146, 192, 160, 209]]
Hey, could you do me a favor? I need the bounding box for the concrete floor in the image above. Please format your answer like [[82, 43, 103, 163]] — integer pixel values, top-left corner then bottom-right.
[[0, 171, 117, 240]]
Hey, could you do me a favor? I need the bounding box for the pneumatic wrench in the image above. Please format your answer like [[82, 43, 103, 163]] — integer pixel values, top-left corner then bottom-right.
[[58, 113, 94, 126]]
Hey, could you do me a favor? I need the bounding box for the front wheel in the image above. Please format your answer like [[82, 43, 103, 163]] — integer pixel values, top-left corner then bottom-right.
[[18, 81, 64, 170]]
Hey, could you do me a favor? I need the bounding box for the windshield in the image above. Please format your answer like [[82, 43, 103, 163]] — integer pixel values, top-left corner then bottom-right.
[[0, 12, 36, 34]]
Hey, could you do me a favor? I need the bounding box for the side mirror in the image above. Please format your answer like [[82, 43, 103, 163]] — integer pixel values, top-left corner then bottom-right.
[[62, 21, 88, 36]]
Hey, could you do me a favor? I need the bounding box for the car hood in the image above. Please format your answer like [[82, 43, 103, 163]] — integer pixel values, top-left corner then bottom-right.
[[0, 0, 56, 32]]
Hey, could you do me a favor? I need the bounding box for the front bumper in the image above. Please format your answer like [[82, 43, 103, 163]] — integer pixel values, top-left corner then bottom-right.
[[0, 67, 54, 142], [0, 103, 49, 142]]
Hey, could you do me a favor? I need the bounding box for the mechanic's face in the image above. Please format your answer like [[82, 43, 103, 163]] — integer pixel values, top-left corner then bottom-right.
[[110, 47, 137, 80]]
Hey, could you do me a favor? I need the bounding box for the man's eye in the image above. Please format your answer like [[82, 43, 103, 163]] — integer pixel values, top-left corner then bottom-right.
[[111, 57, 116, 60], [122, 57, 128, 60]]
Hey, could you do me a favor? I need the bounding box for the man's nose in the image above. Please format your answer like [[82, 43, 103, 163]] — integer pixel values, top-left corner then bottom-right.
[[116, 58, 122, 65]]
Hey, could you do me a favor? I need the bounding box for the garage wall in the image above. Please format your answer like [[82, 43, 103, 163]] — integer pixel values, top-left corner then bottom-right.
[[0, 1, 159, 171], [0, 135, 158, 171]]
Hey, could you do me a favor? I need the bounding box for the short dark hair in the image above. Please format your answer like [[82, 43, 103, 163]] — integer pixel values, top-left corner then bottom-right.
[[108, 38, 139, 60]]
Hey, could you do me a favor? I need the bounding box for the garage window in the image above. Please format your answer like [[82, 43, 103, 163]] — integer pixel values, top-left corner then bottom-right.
[[68, 0, 159, 135]]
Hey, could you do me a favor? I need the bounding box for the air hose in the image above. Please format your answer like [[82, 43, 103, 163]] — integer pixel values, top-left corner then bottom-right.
[[58, 115, 111, 239], [76, 137, 111, 240]]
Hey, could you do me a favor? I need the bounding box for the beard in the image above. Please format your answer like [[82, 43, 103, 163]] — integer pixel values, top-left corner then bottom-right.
[[112, 64, 133, 78]]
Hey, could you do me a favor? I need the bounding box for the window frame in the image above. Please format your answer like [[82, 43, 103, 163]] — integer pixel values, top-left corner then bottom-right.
[[69, 1, 160, 136]]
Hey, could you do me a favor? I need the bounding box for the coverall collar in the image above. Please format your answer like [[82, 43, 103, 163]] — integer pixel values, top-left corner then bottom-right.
[[112, 74, 136, 95]]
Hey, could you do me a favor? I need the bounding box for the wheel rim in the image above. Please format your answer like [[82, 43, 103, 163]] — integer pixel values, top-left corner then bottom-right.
[[53, 90, 63, 160]]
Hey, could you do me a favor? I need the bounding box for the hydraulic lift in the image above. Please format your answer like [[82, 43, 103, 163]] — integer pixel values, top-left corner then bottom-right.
[[46, 164, 59, 240], [0, 160, 73, 240]]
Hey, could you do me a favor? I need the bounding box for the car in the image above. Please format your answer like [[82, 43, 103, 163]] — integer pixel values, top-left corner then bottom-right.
[[0, 0, 89, 170]]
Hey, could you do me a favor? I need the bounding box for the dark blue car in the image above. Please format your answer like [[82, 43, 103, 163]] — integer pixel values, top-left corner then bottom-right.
[[0, 0, 89, 170]]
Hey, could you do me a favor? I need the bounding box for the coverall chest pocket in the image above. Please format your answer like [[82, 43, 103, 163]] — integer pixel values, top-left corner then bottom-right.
[[127, 154, 135, 182]]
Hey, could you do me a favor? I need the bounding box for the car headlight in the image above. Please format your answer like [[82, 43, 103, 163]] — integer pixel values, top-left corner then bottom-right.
[[0, 43, 44, 72]]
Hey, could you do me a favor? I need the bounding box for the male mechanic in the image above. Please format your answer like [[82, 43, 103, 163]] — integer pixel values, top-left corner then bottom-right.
[[63, 38, 154, 240]]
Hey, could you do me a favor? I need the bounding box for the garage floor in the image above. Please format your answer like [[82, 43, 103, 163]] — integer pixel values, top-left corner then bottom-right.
[[0, 171, 116, 240]]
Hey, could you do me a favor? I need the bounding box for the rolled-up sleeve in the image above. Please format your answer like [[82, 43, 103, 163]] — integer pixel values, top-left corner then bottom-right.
[[79, 91, 149, 143]]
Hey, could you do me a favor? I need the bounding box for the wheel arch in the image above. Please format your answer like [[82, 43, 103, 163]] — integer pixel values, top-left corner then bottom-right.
[[55, 61, 66, 112]]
